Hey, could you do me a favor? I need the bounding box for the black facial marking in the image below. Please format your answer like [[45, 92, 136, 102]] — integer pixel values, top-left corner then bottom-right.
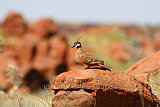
[[73, 42, 81, 48], [74, 42, 81, 45]]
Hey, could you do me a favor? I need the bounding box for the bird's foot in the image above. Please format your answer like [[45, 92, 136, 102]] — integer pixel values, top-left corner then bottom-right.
[[85, 67, 90, 69]]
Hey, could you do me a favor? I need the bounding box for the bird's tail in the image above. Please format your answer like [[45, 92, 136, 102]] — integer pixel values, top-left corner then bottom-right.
[[98, 60, 104, 66], [98, 61, 111, 71]]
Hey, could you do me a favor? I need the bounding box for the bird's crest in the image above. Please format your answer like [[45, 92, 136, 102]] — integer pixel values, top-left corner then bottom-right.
[[76, 36, 83, 42]]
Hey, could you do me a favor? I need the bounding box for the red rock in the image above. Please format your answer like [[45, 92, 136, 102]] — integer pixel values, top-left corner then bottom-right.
[[48, 34, 68, 61], [1, 12, 27, 36], [138, 34, 154, 56], [14, 37, 37, 64], [120, 25, 144, 37], [0, 13, 67, 91], [154, 40, 160, 51], [28, 18, 58, 38], [125, 51, 160, 83], [125, 51, 160, 99], [33, 35, 68, 76], [82, 26, 117, 34], [21, 34, 68, 91], [53, 90, 95, 107], [106, 41, 132, 63], [52, 69, 159, 107]]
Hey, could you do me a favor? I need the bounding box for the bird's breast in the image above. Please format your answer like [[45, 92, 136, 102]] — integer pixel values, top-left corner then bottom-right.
[[76, 50, 85, 63]]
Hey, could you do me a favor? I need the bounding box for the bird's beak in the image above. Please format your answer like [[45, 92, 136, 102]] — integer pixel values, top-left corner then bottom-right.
[[71, 45, 75, 48]]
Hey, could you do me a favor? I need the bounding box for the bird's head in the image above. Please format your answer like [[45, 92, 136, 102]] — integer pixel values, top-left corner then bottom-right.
[[71, 42, 81, 48], [71, 36, 83, 49]]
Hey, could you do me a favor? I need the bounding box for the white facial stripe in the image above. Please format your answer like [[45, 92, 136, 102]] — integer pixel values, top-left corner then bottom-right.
[[75, 43, 80, 47]]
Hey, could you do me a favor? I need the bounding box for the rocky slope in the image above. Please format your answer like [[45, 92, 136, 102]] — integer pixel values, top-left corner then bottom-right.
[[52, 69, 159, 107]]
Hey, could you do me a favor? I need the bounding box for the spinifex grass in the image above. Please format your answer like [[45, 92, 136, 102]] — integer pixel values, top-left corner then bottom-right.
[[0, 65, 54, 107], [0, 90, 53, 107], [149, 69, 160, 98]]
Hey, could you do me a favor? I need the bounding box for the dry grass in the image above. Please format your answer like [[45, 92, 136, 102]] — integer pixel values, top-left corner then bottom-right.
[[0, 64, 54, 107], [149, 69, 160, 98], [0, 90, 53, 107]]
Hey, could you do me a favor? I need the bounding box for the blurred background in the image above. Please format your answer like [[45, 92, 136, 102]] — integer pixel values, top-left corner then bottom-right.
[[0, 0, 160, 106]]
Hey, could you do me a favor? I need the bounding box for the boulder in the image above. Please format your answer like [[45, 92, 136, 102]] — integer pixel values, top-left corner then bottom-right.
[[0, 12, 27, 36], [0, 13, 68, 91], [154, 40, 160, 51], [28, 18, 58, 38], [125, 51, 160, 83], [52, 69, 159, 107], [125, 51, 160, 99], [33, 34, 68, 76], [52, 90, 95, 107], [106, 41, 132, 63]]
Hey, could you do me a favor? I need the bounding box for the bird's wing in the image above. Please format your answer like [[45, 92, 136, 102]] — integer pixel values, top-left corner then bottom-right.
[[78, 50, 104, 65]]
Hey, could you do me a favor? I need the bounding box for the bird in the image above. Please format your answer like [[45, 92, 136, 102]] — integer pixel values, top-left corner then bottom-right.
[[72, 36, 111, 71]]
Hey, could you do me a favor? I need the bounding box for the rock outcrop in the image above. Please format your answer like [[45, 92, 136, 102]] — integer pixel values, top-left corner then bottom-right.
[[106, 41, 132, 63], [125, 50, 160, 99], [0, 12, 68, 91], [125, 51, 160, 83], [52, 69, 160, 107], [52, 90, 95, 107], [28, 18, 58, 38], [0, 12, 27, 36]]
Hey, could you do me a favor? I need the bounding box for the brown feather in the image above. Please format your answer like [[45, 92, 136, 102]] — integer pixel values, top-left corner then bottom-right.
[[76, 48, 104, 67]]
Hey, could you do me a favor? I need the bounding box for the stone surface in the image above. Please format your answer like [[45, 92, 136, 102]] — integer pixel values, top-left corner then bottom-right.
[[33, 34, 68, 76], [1, 12, 27, 36], [125, 51, 160, 99], [154, 40, 160, 51], [52, 90, 95, 107], [28, 18, 58, 38], [125, 51, 160, 83], [106, 41, 132, 63], [52, 69, 160, 107]]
